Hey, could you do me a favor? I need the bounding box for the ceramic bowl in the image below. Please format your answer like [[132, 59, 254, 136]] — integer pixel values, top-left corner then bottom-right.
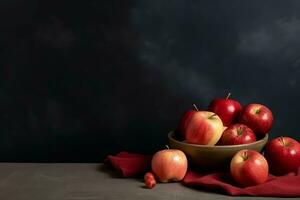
[[168, 131, 268, 170]]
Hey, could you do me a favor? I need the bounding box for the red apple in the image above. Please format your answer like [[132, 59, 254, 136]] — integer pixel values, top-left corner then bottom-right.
[[208, 93, 242, 126], [239, 103, 273, 137], [177, 109, 197, 139], [219, 124, 256, 145], [265, 137, 300, 175], [183, 111, 223, 145], [230, 149, 269, 187], [151, 149, 188, 182]]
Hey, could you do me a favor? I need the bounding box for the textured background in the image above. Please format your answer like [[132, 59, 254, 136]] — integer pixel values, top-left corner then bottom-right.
[[0, 0, 300, 162]]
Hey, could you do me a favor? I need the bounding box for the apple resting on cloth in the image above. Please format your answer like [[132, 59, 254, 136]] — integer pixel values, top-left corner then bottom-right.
[[230, 149, 269, 187], [239, 103, 273, 138], [183, 111, 223, 145], [219, 124, 256, 145], [151, 149, 188, 182], [265, 137, 300, 175], [208, 93, 242, 126]]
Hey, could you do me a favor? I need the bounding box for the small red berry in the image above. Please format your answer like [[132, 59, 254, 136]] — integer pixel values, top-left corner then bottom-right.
[[144, 172, 155, 181], [144, 172, 156, 189]]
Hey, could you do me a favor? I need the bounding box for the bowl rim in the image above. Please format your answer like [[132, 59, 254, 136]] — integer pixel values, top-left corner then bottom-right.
[[168, 131, 268, 148]]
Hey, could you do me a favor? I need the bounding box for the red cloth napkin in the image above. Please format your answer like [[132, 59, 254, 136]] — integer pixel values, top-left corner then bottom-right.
[[105, 151, 152, 177], [183, 170, 300, 197], [105, 152, 300, 197]]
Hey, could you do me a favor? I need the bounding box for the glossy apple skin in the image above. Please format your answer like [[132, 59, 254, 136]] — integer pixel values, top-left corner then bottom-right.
[[151, 149, 188, 182], [265, 137, 300, 175], [230, 149, 269, 187], [239, 104, 273, 138], [219, 124, 256, 145], [209, 98, 242, 126], [184, 111, 223, 145], [177, 110, 197, 140]]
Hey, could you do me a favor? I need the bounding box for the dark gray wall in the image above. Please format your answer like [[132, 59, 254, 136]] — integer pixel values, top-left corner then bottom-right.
[[0, 0, 299, 162]]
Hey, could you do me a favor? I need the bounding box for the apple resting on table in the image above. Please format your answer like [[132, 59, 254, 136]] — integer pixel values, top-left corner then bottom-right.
[[151, 149, 188, 182], [265, 137, 300, 175]]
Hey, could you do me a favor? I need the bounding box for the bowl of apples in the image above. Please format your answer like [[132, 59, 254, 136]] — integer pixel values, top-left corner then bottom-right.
[[168, 94, 273, 171], [168, 131, 269, 170]]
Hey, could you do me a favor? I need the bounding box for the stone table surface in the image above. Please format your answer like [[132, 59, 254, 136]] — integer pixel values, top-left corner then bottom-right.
[[0, 163, 296, 200]]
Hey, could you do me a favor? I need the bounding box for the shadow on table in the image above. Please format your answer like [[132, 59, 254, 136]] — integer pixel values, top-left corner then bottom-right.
[[97, 164, 121, 178], [97, 164, 144, 183]]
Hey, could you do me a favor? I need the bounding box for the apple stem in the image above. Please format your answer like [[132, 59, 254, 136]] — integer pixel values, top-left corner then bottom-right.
[[241, 151, 248, 161], [226, 93, 231, 100], [237, 127, 243, 136], [279, 137, 286, 147], [193, 104, 199, 111], [208, 113, 217, 119], [165, 145, 170, 149]]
